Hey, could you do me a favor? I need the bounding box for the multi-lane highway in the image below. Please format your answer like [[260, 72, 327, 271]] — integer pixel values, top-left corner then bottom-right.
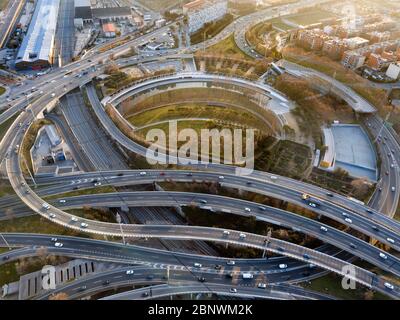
[[101, 283, 335, 301], [2, 169, 400, 254], [1, 0, 399, 300]]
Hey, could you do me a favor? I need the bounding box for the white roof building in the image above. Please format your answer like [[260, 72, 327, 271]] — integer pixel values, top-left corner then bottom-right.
[[184, 0, 228, 34], [386, 62, 400, 80], [15, 0, 60, 69]]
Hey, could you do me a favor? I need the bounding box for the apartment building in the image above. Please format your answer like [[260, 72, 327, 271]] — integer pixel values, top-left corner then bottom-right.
[[184, 0, 228, 34]]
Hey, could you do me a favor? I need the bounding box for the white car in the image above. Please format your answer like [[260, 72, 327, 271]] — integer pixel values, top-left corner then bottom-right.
[[320, 226, 328, 232], [278, 264, 288, 269], [229, 288, 237, 293], [71, 217, 78, 222], [139, 172, 147, 176], [244, 207, 251, 212], [126, 270, 134, 275], [239, 233, 246, 239], [54, 242, 63, 247], [384, 282, 394, 290], [386, 238, 395, 244], [226, 260, 235, 265], [341, 212, 348, 217], [59, 199, 66, 203], [94, 182, 102, 186], [49, 213, 56, 219], [194, 263, 202, 268], [80, 222, 89, 228], [391, 187, 396, 192], [218, 176, 224, 180], [51, 238, 57, 242], [379, 252, 388, 260], [344, 218, 352, 224], [257, 283, 267, 289], [42, 203, 50, 210]]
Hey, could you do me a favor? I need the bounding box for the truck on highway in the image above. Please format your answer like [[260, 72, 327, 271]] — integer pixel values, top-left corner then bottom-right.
[[301, 193, 321, 207], [347, 196, 365, 205], [242, 273, 254, 280]]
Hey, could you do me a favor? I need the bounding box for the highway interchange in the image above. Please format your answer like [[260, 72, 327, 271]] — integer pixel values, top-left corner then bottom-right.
[[0, 0, 399, 300]]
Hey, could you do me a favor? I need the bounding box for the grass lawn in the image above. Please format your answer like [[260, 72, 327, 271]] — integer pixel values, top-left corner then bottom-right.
[[136, 119, 247, 141], [0, 261, 18, 287], [191, 14, 234, 45], [203, 34, 253, 61], [0, 114, 17, 139], [0, 86, 5, 96], [136, 118, 261, 163], [301, 273, 390, 300], [0, 0, 9, 11], [286, 8, 336, 26], [128, 103, 268, 133], [269, 17, 293, 31]]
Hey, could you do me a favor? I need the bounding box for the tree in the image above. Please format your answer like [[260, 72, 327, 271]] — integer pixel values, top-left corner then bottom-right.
[[104, 63, 119, 75], [351, 178, 371, 200], [364, 290, 374, 300]]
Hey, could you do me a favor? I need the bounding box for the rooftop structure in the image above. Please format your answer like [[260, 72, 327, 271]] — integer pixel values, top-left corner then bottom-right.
[[15, 0, 60, 70], [44, 125, 62, 147], [74, 0, 93, 21], [321, 124, 377, 181], [184, 0, 228, 34], [92, 7, 132, 21], [103, 22, 117, 38], [344, 37, 369, 50]]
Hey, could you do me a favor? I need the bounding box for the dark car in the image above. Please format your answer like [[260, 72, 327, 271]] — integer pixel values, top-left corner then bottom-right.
[[372, 225, 379, 232], [117, 173, 124, 176], [102, 280, 110, 286], [142, 292, 149, 297], [2, 255, 9, 261], [78, 286, 87, 292], [146, 275, 154, 280], [303, 254, 310, 260], [198, 277, 206, 282], [326, 193, 334, 197], [215, 264, 222, 270]]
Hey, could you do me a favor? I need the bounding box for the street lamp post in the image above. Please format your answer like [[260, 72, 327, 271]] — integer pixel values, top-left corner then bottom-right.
[[262, 229, 272, 259], [116, 213, 125, 245]]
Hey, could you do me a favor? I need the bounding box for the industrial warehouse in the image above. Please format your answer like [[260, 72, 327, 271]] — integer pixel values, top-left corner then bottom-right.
[[15, 0, 60, 70]]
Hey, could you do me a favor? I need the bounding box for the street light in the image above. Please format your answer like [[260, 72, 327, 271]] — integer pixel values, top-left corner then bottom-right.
[[262, 228, 272, 258], [116, 212, 126, 245]]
